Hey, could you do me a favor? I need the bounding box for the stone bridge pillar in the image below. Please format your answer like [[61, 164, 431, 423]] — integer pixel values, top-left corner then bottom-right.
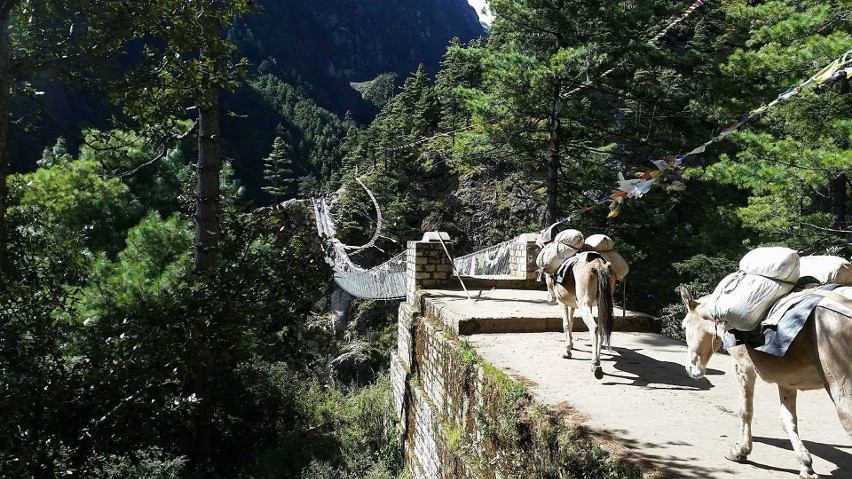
[[510, 233, 541, 281], [406, 232, 456, 303]]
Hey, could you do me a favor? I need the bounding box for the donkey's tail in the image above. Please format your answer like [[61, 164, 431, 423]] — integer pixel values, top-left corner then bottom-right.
[[596, 263, 615, 350]]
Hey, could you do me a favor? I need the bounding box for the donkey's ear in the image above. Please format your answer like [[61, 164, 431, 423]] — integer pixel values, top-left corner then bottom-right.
[[680, 285, 697, 310]]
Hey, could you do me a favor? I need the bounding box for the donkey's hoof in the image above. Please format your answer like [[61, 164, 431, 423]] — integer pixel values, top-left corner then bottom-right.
[[799, 471, 818, 479], [594, 367, 603, 380], [724, 450, 747, 463], [562, 351, 572, 359]]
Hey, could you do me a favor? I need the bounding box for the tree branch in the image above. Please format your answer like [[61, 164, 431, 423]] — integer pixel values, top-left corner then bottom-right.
[[113, 120, 198, 178]]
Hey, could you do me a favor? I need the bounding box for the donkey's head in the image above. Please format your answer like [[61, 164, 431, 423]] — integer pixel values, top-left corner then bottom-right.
[[680, 285, 723, 379]]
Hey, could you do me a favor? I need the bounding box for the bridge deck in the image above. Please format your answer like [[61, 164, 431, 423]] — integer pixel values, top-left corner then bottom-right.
[[421, 288, 852, 479], [419, 288, 655, 334]]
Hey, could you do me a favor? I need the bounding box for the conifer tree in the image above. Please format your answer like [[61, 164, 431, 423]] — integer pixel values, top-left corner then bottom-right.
[[117, 0, 254, 274], [0, 1, 152, 277], [694, 0, 852, 249], [262, 136, 295, 202], [460, 0, 668, 224], [435, 38, 485, 132]]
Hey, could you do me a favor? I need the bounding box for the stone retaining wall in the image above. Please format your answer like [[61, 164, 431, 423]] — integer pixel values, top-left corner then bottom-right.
[[392, 233, 643, 478], [391, 293, 642, 479]]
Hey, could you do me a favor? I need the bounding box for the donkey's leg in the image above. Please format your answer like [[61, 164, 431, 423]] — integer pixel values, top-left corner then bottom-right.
[[777, 387, 817, 479], [561, 305, 575, 359], [825, 371, 852, 437], [578, 302, 602, 379], [725, 352, 756, 462], [592, 319, 604, 380], [826, 376, 852, 437], [545, 274, 557, 304]]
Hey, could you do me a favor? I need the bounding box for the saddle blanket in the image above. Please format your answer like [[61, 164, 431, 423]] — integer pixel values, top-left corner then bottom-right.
[[554, 251, 604, 284], [723, 284, 850, 357]]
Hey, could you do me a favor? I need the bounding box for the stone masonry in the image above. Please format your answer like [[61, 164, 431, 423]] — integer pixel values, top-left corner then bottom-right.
[[509, 233, 540, 281], [405, 233, 459, 304]]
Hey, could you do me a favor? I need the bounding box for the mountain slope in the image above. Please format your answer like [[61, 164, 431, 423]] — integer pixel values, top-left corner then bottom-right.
[[233, 0, 485, 118]]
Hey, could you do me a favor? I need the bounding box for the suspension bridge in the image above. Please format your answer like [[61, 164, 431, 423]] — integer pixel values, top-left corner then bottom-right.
[[312, 179, 517, 300]]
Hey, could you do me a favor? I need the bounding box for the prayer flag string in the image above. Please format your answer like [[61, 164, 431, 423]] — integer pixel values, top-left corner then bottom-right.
[[603, 48, 852, 218], [562, 0, 710, 99], [652, 0, 707, 43]]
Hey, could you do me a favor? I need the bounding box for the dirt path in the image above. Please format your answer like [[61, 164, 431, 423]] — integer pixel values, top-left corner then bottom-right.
[[466, 330, 852, 478]]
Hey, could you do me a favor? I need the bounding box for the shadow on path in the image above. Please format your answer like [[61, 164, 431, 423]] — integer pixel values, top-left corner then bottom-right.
[[602, 346, 715, 390], [590, 429, 730, 479], [753, 436, 852, 478]]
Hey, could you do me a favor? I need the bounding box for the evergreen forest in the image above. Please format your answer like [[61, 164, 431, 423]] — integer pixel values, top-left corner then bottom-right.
[[0, 0, 850, 477]]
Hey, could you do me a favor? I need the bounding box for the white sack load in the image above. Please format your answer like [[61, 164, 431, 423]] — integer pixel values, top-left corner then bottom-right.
[[706, 271, 797, 331], [739, 246, 800, 282], [536, 242, 578, 274], [584, 234, 615, 252], [583, 234, 629, 279], [798, 255, 852, 285], [707, 247, 800, 331], [600, 250, 629, 280], [554, 229, 584, 249]]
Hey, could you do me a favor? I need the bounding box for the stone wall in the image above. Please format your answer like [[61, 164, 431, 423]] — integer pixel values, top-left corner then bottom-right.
[[391, 298, 487, 479], [405, 234, 459, 304], [392, 292, 644, 479], [392, 233, 643, 478]]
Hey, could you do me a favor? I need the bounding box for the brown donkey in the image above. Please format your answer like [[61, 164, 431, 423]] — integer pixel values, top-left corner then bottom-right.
[[547, 252, 616, 380], [680, 285, 852, 479]]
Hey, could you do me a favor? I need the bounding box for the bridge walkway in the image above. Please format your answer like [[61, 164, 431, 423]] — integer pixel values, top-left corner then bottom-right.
[[423, 288, 852, 479]]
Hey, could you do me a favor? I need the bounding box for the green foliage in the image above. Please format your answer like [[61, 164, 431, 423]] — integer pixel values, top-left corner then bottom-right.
[[659, 253, 739, 341], [262, 136, 296, 202], [11, 138, 143, 257], [75, 212, 193, 317], [695, 92, 852, 250], [77, 128, 191, 216], [435, 37, 485, 132], [448, 0, 698, 224], [114, 0, 255, 130], [353, 72, 399, 109], [251, 73, 352, 191], [84, 447, 187, 479], [263, 374, 402, 479]]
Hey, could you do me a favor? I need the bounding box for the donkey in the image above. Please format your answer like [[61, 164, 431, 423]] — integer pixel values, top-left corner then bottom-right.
[[680, 285, 852, 479], [547, 252, 616, 380]]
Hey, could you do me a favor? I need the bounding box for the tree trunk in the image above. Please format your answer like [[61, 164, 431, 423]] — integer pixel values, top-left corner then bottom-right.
[[546, 81, 561, 226], [832, 173, 847, 231], [0, 7, 11, 278], [194, 89, 221, 274], [547, 135, 559, 226]]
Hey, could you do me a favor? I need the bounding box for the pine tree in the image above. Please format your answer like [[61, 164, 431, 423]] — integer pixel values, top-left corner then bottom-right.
[[117, 0, 255, 275], [435, 38, 485, 132], [262, 136, 295, 202], [0, 1, 154, 277], [693, 0, 852, 250], [460, 0, 669, 224]]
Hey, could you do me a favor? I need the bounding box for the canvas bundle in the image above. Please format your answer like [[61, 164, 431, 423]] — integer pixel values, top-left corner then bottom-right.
[[553, 229, 585, 249], [584, 234, 615, 252], [798, 256, 852, 285], [536, 242, 579, 274], [706, 247, 800, 331], [583, 234, 629, 280], [739, 246, 800, 281]]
